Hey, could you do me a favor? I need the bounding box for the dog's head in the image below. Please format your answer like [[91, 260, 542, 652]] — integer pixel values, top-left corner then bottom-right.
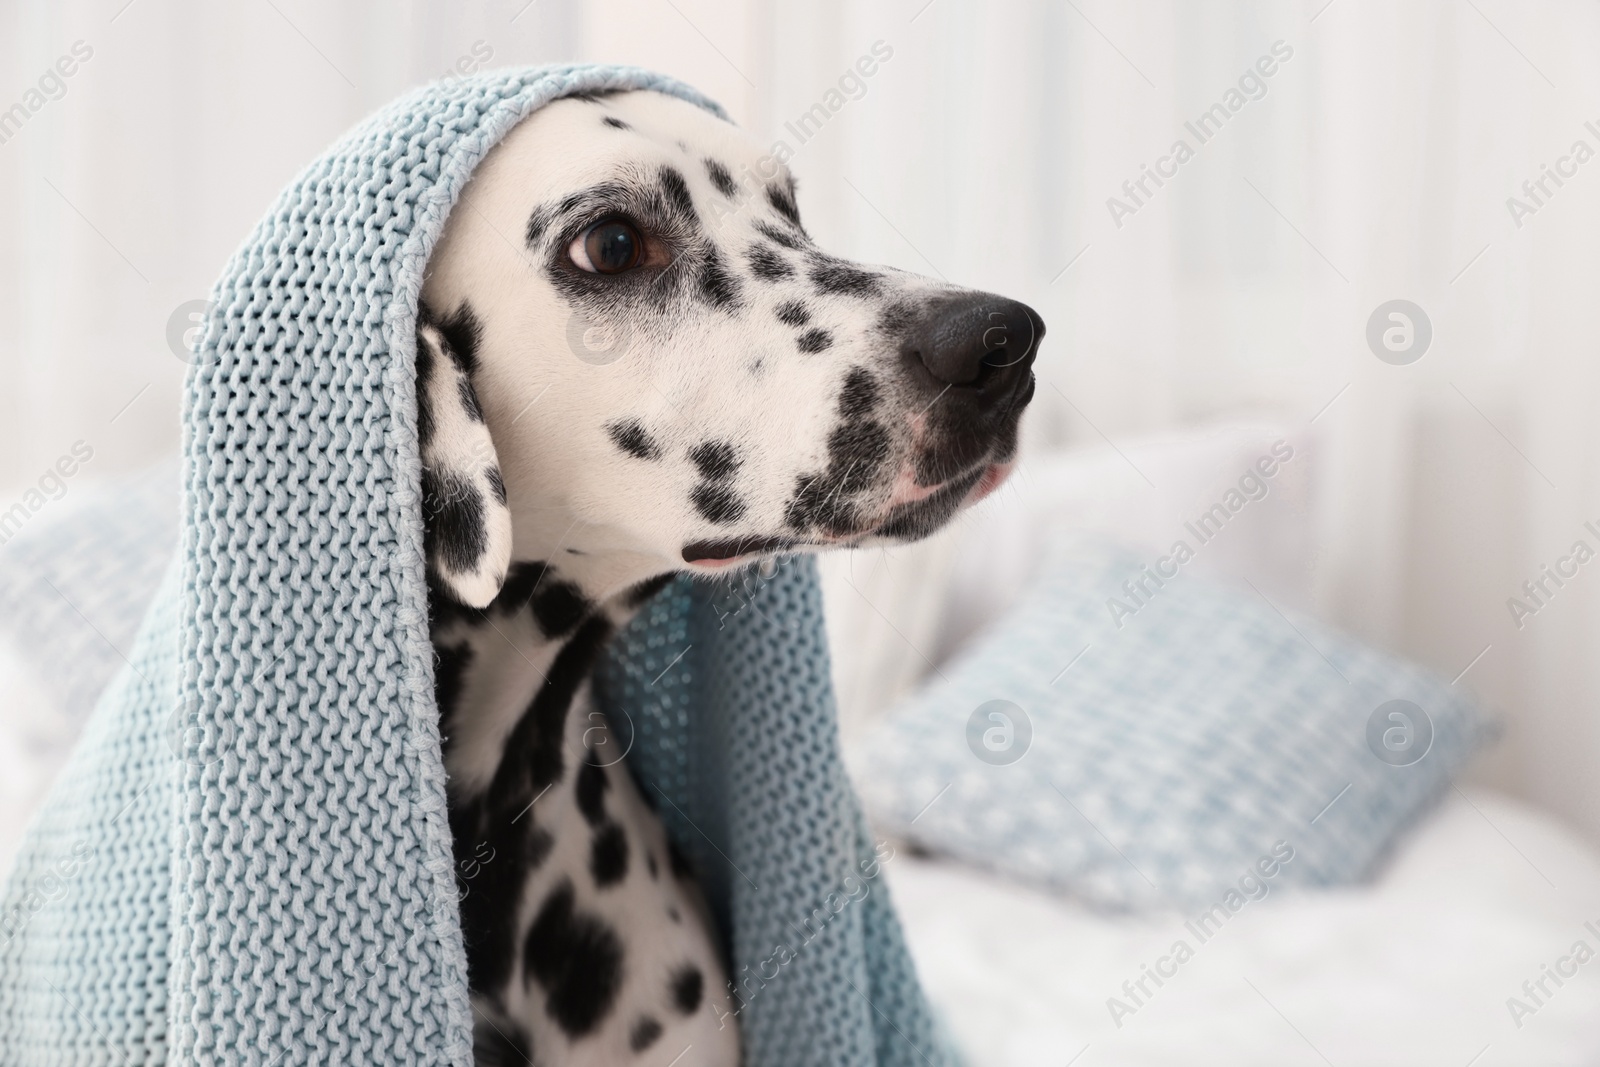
[[418, 89, 1042, 607]]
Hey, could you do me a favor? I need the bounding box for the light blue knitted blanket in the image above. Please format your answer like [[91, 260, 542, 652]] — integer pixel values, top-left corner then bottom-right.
[[0, 65, 954, 1067]]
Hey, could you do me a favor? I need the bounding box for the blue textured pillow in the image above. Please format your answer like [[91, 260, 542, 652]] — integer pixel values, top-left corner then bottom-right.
[[851, 536, 1493, 911], [0, 460, 177, 726]]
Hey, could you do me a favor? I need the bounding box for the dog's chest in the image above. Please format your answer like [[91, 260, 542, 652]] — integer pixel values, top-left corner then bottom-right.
[[434, 602, 740, 1066]]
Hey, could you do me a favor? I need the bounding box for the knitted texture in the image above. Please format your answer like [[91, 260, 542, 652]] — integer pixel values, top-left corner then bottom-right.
[[0, 65, 955, 1067]]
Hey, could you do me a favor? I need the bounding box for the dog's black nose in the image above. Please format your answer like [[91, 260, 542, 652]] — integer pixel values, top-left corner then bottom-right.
[[901, 293, 1043, 406]]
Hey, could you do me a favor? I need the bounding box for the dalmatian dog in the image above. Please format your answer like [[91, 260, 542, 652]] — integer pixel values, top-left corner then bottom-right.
[[417, 87, 1042, 1066]]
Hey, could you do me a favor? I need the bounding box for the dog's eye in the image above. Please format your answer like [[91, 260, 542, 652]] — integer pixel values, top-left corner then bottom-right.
[[570, 219, 643, 274]]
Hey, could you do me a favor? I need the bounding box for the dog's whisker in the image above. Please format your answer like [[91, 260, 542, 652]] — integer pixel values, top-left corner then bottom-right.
[[510, 382, 553, 423]]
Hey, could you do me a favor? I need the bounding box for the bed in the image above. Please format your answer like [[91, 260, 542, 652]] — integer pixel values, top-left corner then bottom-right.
[[889, 787, 1600, 1066]]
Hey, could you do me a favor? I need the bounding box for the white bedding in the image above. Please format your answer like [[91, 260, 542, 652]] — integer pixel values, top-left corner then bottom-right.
[[889, 788, 1600, 1066]]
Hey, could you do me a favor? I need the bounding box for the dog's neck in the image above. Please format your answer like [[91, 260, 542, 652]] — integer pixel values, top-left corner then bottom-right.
[[502, 492, 681, 610], [428, 513, 678, 800]]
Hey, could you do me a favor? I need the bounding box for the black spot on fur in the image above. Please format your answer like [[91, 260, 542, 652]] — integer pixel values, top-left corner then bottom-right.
[[705, 158, 738, 198], [879, 300, 918, 335], [433, 641, 473, 733], [667, 905, 681, 922], [647, 852, 659, 880], [670, 964, 704, 1015], [525, 205, 555, 247], [757, 222, 803, 250], [661, 166, 697, 222], [492, 561, 544, 616], [667, 837, 694, 879], [626, 573, 674, 607], [748, 245, 793, 280], [767, 183, 802, 228], [451, 803, 553, 998], [472, 1013, 536, 1067], [775, 300, 811, 327], [428, 301, 484, 375], [828, 420, 892, 485], [630, 1016, 663, 1052], [422, 469, 487, 575], [590, 823, 629, 887], [415, 332, 437, 449], [607, 419, 661, 460], [523, 879, 625, 1036], [531, 579, 592, 639], [485, 465, 506, 506], [784, 418, 892, 534], [566, 90, 623, 108], [692, 484, 747, 525], [698, 250, 740, 309], [457, 375, 483, 421], [838, 367, 881, 419], [525, 823, 555, 869], [489, 561, 593, 638], [796, 328, 832, 353], [783, 474, 839, 534], [575, 761, 609, 827], [519, 615, 614, 796], [811, 260, 881, 298], [602, 115, 631, 130], [689, 441, 740, 482]]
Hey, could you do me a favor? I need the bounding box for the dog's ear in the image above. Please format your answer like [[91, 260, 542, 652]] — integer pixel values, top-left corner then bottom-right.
[[416, 314, 513, 609]]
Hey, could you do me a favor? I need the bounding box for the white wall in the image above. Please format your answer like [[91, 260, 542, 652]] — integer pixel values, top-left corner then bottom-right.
[[2, 0, 1596, 843]]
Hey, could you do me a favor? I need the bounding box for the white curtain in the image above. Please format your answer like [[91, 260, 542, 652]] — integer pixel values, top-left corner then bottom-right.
[[2, 0, 1596, 842]]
